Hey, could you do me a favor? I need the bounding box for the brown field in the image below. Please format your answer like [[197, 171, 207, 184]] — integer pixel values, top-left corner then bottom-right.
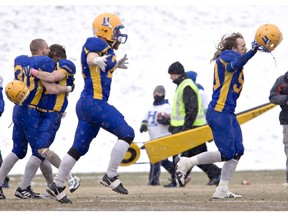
[[0, 170, 288, 212]]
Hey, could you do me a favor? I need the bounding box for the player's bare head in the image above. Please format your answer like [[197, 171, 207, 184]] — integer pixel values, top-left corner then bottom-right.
[[30, 38, 50, 56]]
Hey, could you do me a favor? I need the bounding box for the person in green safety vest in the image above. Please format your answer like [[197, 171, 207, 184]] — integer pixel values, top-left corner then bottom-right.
[[168, 61, 221, 187]]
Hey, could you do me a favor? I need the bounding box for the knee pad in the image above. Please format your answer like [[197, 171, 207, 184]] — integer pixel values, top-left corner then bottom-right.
[[39, 148, 53, 158]]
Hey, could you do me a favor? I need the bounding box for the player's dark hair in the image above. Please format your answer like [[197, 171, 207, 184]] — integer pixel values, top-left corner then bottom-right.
[[49, 44, 67, 60]]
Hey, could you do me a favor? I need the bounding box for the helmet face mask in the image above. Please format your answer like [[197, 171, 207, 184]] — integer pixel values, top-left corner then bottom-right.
[[5, 80, 30, 105], [112, 26, 127, 44], [92, 13, 128, 45], [255, 23, 283, 52]]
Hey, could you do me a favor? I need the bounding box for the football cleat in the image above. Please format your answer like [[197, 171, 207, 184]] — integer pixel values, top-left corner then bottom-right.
[[212, 187, 242, 199], [100, 174, 128, 195], [207, 177, 220, 186], [14, 186, 41, 199], [2, 177, 10, 188], [0, 187, 6, 199], [46, 182, 72, 204], [175, 156, 193, 186], [68, 174, 80, 193], [163, 182, 178, 188]]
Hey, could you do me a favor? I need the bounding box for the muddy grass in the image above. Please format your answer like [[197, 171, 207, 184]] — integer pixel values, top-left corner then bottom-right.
[[0, 170, 288, 212]]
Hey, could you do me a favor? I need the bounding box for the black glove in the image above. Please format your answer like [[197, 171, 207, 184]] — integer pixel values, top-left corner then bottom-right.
[[140, 122, 148, 133], [71, 83, 75, 92], [0, 112, 2, 117], [140, 145, 145, 150], [157, 116, 170, 125]]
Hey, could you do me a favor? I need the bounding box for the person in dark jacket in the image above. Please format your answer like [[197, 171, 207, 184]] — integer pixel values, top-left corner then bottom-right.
[[269, 71, 288, 185], [168, 61, 221, 187]]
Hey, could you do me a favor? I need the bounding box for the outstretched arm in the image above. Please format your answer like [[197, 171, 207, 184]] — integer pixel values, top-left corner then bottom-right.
[[227, 49, 257, 72]]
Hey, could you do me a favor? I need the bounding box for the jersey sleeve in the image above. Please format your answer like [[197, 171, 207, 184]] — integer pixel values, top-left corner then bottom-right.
[[58, 59, 76, 76], [220, 50, 240, 63], [85, 37, 109, 54]]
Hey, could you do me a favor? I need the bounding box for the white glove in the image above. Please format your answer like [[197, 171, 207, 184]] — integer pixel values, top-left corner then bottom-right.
[[117, 54, 128, 69], [0, 75, 3, 88], [93, 54, 111, 71]]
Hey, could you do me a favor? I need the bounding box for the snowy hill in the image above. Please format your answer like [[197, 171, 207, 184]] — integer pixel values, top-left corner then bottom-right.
[[0, 4, 287, 175]]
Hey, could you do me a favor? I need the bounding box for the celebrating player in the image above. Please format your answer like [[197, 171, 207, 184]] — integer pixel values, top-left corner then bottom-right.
[[175, 24, 282, 199], [47, 13, 134, 204]]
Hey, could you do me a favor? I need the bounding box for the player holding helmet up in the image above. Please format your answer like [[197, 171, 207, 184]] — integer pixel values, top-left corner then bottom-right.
[[175, 24, 282, 199], [47, 13, 134, 204], [254, 23, 283, 53]]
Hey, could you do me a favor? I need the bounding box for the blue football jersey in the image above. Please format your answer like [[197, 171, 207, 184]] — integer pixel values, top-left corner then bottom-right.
[[38, 59, 76, 112], [14, 55, 55, 106], [80, 37, 117, 101], [209, 50, 244, 113]]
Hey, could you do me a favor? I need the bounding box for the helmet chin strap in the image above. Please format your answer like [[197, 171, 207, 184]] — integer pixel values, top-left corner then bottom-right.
[[270, 52, 277, 68]]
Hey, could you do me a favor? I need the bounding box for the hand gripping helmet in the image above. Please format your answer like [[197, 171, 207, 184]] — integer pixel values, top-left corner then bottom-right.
[[5, 80, 30, 105], [92, 13, 128, 44], [255, 23, 283, 52]]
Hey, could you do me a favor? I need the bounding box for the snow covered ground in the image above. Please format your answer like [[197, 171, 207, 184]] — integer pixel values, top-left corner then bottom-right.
[[0, 2, 288, 175]]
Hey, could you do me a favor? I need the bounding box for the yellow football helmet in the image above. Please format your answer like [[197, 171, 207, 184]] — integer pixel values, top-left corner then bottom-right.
[[255, 23, 283, 52], [5, 80, 30, 105], [92, 13, 127, 44]]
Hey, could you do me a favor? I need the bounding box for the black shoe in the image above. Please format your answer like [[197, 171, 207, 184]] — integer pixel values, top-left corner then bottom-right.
[[163, 182, 178, 188], [148, 183, 160, 186], [2, 177, 9, 188], [46, 182, 72, 204], [14, 186, 41, 199], [207, 177, 220, 186], [100, 174, 128, 195], [0, 187, 6, 199]]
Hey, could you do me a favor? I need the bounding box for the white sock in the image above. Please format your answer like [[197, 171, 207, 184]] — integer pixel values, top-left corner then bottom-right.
[[54, 154, 77, 187], [106, 139, 130, 178], [19, 155, 41, 189], [220, 159, 238, 181], [193, 151, 222, 165], [40, 159, 54, 186], [216, 159, 239, 191], [0, 152, 19, 186], [217, 180, 229, 191]]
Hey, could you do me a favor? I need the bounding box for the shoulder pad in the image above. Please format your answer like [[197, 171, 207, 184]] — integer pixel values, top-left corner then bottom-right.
[[31, 56, 55, 72], [14, 55, 29, 66], [58, 59, 76, 75], [220, 50, 240, 62], [85, 37, 109, 53]]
